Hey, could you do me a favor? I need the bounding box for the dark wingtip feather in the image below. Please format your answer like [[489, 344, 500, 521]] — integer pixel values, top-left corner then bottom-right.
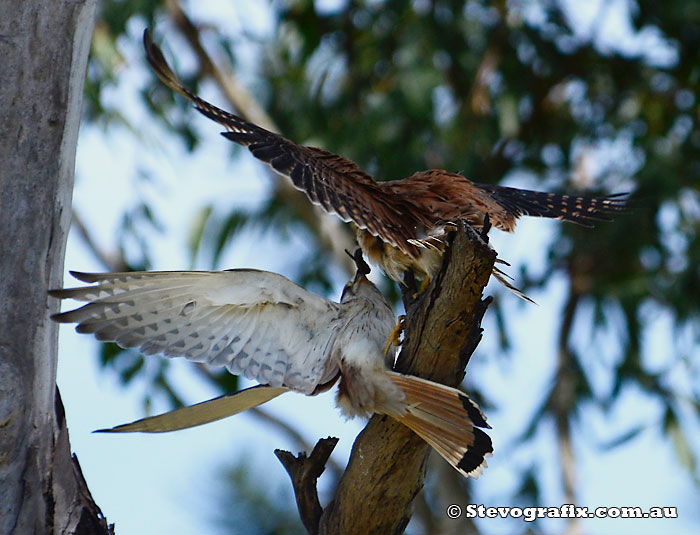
[[48, 288, 71, 299], [49, 271, 100, 298], [49, 312, 68, 323], [93, 424, 132, 434], [69, 271, 103, 283], [143, 28, 152, 49], [142, 28, 173, 86]]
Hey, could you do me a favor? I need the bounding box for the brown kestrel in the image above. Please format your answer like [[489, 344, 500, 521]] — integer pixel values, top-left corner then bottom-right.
[[144, 30, 626, 294]]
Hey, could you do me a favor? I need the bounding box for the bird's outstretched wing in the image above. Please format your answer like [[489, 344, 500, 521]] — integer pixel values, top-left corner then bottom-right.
[[95, 385, 289, 433], [143, 29, 422, 254], [476, 184, 628, 228], [51, 270, 344, 393]]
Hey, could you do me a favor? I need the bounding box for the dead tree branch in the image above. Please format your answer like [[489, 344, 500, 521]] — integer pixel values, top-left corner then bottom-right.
[[274, 437, 339, 535]]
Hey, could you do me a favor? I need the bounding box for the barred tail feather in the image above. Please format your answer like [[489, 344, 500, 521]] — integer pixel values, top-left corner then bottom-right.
[[387, 372, 493, 478]]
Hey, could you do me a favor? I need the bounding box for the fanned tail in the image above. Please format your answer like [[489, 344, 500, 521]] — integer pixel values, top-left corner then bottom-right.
[[386, 371, 492, 479]]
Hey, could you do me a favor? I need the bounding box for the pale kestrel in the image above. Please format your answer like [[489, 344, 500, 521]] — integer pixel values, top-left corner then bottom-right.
[[144, 30, 626, 291], [50, 253, 493, 478]]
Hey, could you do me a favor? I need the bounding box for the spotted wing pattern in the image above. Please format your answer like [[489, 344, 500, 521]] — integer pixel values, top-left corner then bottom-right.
[[144, 30, 423, 255], [51, 270, 344, 394]]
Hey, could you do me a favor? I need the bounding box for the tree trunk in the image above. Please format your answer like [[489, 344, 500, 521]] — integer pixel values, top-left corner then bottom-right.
[[0, 1, 109, 533]]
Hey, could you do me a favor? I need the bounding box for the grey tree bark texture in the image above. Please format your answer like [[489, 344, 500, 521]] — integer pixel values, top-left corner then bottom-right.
[[0, 2, 110, 534]]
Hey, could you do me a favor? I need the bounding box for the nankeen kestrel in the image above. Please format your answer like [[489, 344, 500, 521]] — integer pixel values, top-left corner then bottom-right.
[[50, 252, 493, 478], [143, 30, 626, 293]]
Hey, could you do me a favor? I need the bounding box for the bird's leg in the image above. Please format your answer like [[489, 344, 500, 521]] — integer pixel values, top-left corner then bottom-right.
[[404, 269, 430, 298], [416, 275, 431, 296], [383, 315, 406, 355]]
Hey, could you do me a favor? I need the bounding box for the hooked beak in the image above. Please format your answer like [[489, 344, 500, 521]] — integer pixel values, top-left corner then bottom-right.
[[345, 248, 371, 284]]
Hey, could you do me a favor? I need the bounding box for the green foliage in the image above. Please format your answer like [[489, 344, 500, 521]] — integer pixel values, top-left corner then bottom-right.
[[85, 0, 164, 124]]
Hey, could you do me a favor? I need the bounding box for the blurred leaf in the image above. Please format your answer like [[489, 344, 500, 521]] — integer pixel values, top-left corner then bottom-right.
[[211, 209, 251, 268], [187, 204, 214, 268], [665, 406, 699, 476], [514, 466, 541, 506], [600, 424, 649, 450]]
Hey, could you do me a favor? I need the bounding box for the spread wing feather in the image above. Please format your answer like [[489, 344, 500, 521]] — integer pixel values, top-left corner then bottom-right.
[[51, 270, 344, 394], [476, 184, 628, 227], [143, 30, 421, 255]]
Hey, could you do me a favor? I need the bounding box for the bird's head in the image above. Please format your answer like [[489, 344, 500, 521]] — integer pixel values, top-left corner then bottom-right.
[[340, 248, 379, 303]]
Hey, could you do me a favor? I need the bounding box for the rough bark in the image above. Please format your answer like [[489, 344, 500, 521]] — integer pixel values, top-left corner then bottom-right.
[[277, 224, 496, 535], [0, 1, 109, 534]]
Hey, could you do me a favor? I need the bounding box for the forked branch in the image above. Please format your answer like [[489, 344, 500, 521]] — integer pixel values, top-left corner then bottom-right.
[[274, 437, 340, 535]]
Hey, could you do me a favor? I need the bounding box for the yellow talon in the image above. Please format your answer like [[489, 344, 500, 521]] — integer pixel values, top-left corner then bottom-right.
[[383, 315, 406, 354], [419, 275, 431, 293], [412, 275, 431, 298]]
